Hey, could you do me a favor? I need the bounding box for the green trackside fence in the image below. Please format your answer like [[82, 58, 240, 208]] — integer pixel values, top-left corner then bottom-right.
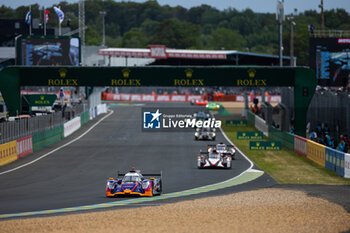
[[80, 111, 90, 126], [247, 110, 349, 178], [247, 111, 255, 126], [268, 125, 295, 151], [32, 126, 64, 152], [245, 110, 294, 151]]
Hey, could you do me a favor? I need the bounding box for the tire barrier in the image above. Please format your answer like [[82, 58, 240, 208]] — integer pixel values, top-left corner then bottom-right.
[[0, 140, 17, 166], [294, 135, 307, 157], [325, 147, 337, 173], [17, 136, 33, 158], [307, 140, 326, 168], [345, 153, 350, 178], [336, 151, 345, 177]]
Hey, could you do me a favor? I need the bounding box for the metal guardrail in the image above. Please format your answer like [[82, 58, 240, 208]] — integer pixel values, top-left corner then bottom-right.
[[0, 102, 87, 144], [310, 30, 350, 38]]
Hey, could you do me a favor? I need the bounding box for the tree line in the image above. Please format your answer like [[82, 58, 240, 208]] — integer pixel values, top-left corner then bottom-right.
[[1, 0, 349, 65]]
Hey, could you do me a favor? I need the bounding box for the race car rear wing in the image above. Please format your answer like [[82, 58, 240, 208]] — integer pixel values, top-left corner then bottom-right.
[[207, 145, 235, 148], [200, 151, 231, 156], [116, 170, 162, 178], [142, 173, 162, 178]]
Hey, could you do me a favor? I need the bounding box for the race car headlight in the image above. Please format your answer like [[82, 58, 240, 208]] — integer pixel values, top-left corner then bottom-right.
[[212, 133, 216, 137], [195, 132, 199, 136], [142, 181, 151, 190], [107, 181, 115, 190]]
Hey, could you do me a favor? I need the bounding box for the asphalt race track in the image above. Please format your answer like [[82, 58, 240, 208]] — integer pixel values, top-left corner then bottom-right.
[[0, 103, 272, 215]]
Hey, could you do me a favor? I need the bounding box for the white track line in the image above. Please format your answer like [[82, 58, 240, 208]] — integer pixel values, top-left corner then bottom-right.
[[0, 112, 264, 219], [0, 110, 114, 176], [219, 126, 254, 171]]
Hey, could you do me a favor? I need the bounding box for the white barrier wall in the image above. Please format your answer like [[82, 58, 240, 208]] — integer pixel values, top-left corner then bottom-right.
[[64, 117, 81, 137], [345, 153, 350, 178], [16, 136, 33, 158], [91, 103, 108, 120], [97, 104, 107, 115], [235, 95, 281, 103], [255, 115, 268, 136], [106, 93, 203, 102], [294, 135, 308, 157], [90, 107, 97, 119]]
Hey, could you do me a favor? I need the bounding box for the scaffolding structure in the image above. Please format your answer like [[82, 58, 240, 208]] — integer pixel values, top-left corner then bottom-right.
[[79, 0, 85, 63]]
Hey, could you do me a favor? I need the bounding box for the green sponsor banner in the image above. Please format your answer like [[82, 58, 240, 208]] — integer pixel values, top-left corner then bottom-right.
[[16, 66, 295, 87], [32, 126, 64, 152], [22, 94, 57, 106], [247, 111, 255, 126], [0, 66, 316, 137], [237, 132, 263, 140], [80, 111, 90, 126], [249, 141, 281, 151], [225, 120, 247, 126], [268, 125, 295, 151]]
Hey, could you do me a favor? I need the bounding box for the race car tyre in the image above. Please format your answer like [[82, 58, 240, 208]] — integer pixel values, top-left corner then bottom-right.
[[152, 182, 156, 196], [212, 137, 216, 141], [158, 179, 162, 193], [197, 160, 203, 169], [152, 181, 161, 196], [195, 137, 198, 140]]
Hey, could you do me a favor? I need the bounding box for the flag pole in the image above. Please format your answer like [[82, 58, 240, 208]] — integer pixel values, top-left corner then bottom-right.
[[59, 6, 61, 36], [44, 8, 46, 36], [29, 5, 32, 35]]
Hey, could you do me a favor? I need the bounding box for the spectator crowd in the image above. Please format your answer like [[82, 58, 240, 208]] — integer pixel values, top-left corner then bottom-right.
[[309, 123, 349, 153]]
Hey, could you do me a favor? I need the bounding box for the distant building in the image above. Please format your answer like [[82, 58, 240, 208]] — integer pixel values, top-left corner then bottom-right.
[[98, 45, 292, 66]]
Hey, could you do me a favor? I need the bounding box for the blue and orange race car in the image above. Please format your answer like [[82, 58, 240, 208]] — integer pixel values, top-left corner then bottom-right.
[[106, 168, 162, 197]]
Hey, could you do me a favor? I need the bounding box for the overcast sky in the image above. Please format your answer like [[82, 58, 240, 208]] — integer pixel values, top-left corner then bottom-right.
[[2, 0, 349, 14]]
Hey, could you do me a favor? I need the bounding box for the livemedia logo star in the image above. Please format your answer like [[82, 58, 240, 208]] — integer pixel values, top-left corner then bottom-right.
[[143, 109, 162, 129], [142, 108, 221, 131]]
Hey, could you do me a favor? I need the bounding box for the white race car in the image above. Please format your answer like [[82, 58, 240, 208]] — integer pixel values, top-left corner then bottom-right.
[[195, 127, 216, 140], [207, 143, 236, 160], [197, 149, 232, 169]]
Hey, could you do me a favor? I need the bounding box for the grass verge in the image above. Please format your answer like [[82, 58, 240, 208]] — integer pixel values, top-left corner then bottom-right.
[[222, 124, 350, 184]]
